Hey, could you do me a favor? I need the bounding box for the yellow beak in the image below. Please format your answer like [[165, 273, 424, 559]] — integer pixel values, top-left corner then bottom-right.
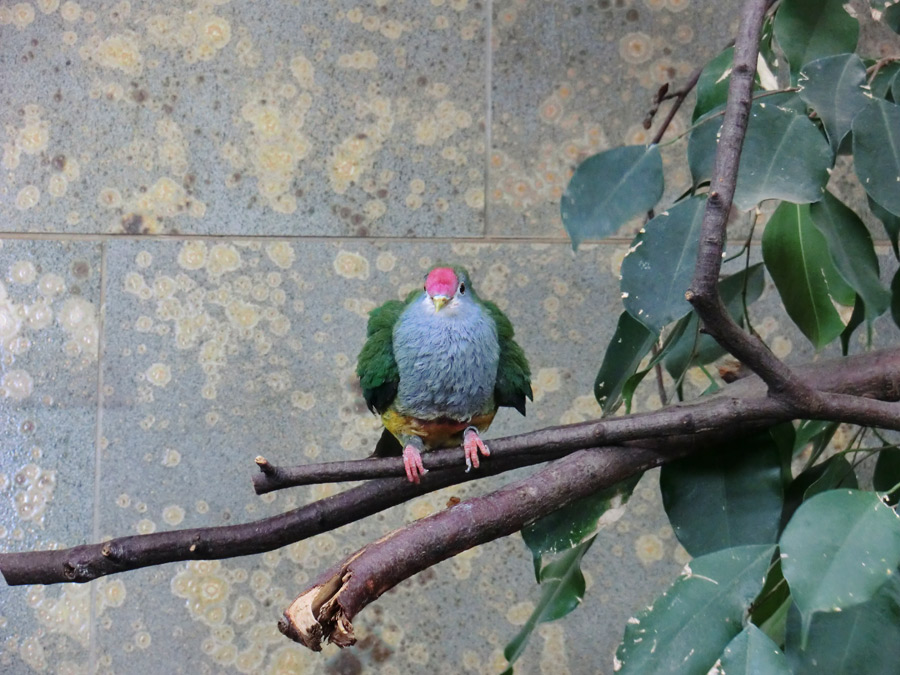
[[432, 295, 449, 311]]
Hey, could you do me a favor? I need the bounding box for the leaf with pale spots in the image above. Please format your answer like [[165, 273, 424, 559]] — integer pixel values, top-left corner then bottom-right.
[[798, 54, 869, 153], [594, 311, 657, 415], [717, 624, 792, 675], [616, 544, 775, 674], [852, 98, 900, 217], [688, 102, 832, 211], [523, 475, 640, 577], [774, 0, 859, 77], [780, 489, 900, 638], [620, 196, 706, 334], [784, 575, 900, 673], [560, 145, 664, 249]]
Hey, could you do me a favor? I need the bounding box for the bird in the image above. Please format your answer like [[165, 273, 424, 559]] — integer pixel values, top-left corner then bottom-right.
[[356, 265, 532, 483]]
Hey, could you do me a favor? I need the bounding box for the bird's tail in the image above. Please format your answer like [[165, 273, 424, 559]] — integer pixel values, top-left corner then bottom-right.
[[370, 428, 402, 457]]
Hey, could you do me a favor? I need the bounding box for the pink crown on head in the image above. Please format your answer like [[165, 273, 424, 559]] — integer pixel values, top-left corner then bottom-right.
[[425, 267, 458, 297]]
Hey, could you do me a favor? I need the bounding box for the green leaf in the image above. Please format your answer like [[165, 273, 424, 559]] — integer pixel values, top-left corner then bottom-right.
[[780, 489, 900, 632], [869, 196, 900, 260], [522, 475, 639, 576], [780, 451, 856, 533], [874, 446, 900, 505], [661, 432, 784, 557], [503, 539, 593, 672], [884, 3, 900, 34], [839, 295, 866, 355], [792, 420, 839, 457], [749, 558, 791, 645], [620, 196, 706, 333], [809, 190, 890, 319], [802, 455, 859, 501], [688, 102, 832, 211], [798, 54, 869, 153], [869, 61, 900, 100], [616, 544, 775, 675], [664, 263, 765, 380], [774, 0, 859, 76], [852, 98, 900, 217], [718, 624, 792, 675], [784, 576, 900, 674], [594, 312, 657, 414], [692, 47, 764, 122], [892, 268, 900, 330], [762, 202, 855, 349], [561, 145, 664, 249]]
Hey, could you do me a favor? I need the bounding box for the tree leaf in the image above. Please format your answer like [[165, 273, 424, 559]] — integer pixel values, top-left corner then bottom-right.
[[869, 61, 900, 101], [594, 311, 657, 414], [869, 198, 900, 262], [873, 446, 900, 505], [560, 145, 664, 249], [809, 190, 890, 319], [522, 475, 640, 576], [620, 196, 706, 333], [780, 489, 900, 634], [661, 432, 784, 557], [664, 263, 765, 381], [774, 0, 859, 77], [892, 268, 900, 330], [688, 102, 832, 211], [784, 576, 900, 674], [503, 539, 594, 672], [798, 54, 869, 153], [852, 98, 900, 217], [616, 544, 775, 675], [717, 624, 792, 675], [762, 202, 855, 348], [839, 295, 866, 356], [884, 2, 900, 34], [779, 451, 856, 534], [692, 47, 764, 122]]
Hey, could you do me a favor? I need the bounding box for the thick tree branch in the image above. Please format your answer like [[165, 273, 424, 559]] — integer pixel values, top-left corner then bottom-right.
[[685, 0, 811, 402], [4, 348, 900, 587], [278, 446, 676, 650], [253, 349, 900, 489]]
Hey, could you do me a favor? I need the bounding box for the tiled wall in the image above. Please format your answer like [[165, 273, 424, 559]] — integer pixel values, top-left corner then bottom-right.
[[1, 1, 896, 673]]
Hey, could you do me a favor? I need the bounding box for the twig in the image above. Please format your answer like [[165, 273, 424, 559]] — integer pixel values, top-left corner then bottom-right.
[[251, 349, 900, 489], [867, 56, 900, 83], [278, 446, 685, 650], [685, 0, 812, 404]]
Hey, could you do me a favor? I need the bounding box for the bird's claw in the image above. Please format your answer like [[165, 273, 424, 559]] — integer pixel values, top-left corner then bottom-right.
[[464, 427, 490, 472], [403, 445, 427, 484]]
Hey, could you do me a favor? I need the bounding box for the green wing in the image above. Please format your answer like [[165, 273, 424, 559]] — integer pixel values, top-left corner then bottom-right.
[[481, 300, 533, 416], [356, 290, 417, 414]]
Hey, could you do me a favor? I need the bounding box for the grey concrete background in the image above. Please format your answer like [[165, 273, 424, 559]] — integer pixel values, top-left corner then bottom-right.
[[1, 1, 897, 673]]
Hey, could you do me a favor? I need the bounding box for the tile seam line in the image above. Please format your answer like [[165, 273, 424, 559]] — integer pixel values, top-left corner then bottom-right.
[[89, 240, 108, 673], [483, 0, 493, 239], [0, 232, 787, 247]]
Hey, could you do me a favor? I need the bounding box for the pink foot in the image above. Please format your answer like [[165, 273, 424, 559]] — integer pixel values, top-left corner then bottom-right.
[[464, 427, 490, 472], [402, 445, 427, 484]]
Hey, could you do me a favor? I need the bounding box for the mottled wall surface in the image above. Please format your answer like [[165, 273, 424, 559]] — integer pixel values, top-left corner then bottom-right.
[[1, 1, 895, 674]]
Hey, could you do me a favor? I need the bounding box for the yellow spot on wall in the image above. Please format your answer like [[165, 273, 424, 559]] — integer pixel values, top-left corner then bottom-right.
[[145, 362, 172, 387], [16, 186, 41, 210], [333, 250, 370, 280]]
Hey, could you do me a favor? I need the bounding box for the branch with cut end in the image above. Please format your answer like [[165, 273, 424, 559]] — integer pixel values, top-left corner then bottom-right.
[[685, 0, 812, 404], [278, 446, 670, 650]]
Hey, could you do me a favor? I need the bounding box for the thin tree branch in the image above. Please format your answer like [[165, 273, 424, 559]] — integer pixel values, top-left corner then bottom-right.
[[252, 348, 900, 489], [685, 0, 811, 403], [278, 446, 681, 650]]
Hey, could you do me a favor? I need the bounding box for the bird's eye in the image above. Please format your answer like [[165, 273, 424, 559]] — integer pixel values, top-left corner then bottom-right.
[[423, 285, 427, 291], [459, 283, 466, 294]]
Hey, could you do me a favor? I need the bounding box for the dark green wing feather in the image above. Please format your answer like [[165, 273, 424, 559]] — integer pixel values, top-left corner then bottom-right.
[[356, 290, 417, 414], [481, 299, 533, 416]]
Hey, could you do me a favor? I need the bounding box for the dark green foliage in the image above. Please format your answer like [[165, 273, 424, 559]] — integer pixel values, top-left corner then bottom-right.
[[481, 299, 533, 415]]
